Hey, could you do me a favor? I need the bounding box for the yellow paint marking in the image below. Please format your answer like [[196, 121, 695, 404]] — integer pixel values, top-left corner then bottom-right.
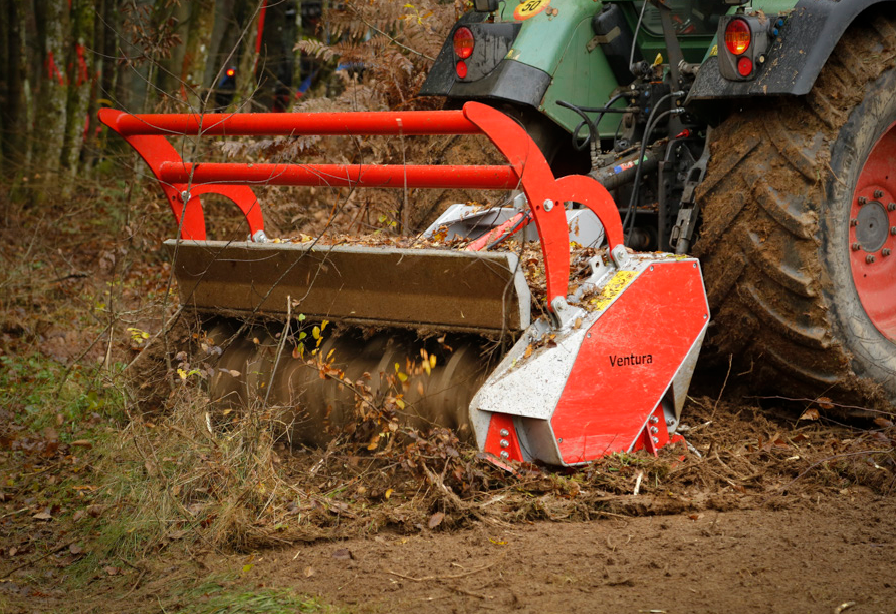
[[590, 270, 637, 311]]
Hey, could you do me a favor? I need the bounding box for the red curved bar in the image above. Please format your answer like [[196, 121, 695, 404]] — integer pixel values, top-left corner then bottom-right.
[[98, 102, 627, 307]]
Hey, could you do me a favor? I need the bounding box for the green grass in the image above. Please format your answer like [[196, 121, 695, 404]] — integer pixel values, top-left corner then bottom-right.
[[170, 577, 341, 614], [0, 353, 126, 433]]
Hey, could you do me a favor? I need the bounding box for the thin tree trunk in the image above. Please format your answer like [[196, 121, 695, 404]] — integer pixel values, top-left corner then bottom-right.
[[61, 0, 94, 188], [180, 0, 216, 111], [32, 0, 68, 196], [233, 0, 265, 112]]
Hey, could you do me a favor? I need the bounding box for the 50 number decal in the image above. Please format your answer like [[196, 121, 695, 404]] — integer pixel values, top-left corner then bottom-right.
[[513, 0, 549, 21]]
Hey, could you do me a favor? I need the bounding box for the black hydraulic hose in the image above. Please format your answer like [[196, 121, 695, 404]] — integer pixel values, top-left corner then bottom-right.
[[621, 92, 684, 238], [556, 93, 630, 151]]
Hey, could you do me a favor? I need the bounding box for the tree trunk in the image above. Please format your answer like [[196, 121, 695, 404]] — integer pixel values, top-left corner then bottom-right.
[[233, 0, 265, 111], [31, 0, 68, 195], [61, 0, 94, 187], [180, 0, 217, 111]]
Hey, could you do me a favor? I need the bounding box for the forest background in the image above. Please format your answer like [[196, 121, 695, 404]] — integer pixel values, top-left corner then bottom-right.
[[2, 2, 896, 612]]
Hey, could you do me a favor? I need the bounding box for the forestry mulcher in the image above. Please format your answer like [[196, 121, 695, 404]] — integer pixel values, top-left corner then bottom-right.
[[101, 0, 896, 466]]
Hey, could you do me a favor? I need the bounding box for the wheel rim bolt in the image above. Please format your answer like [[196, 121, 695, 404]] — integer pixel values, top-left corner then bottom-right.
[[858, 196, 868, 205], [889, 203, 896, 212], [874, 190, 884, 199], [867, 254, 876, 264], [891, 226, 896, 236], [850, 219, 858, 227], [883, 249, 892, 257], [852, 242, 861, 251]]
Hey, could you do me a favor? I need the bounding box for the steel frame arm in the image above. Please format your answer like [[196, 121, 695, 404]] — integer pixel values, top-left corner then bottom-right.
[[98, 102, 625, 309]]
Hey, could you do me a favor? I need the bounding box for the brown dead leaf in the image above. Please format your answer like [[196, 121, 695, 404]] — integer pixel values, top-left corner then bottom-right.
[[72, 510, 85, 522], [303, 565, 315, 578], [69, 544, 83, 555], [428, 511, 445, 529], [799, 408, 820, 422], [104, 566, 120, 576], [816, 397, 835, 410], [69, 440, 92, 449], [332, 548, 353, 560], [8, 547, 17, 557], [85, 504, 106, 518], [32, 511, 52, 521]]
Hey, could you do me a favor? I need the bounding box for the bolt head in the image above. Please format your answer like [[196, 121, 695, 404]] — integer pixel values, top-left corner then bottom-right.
[[891, 226, 896, 236], [499, 429, 509, 437], [875, 190, 884, 199], [850, 219, 859, 227], [666, 419, 675, 426], [866, 254, 876, 264], [889, 203, 896, 212], [652, 436, 659, 444], [542, 198, 554, 212], [499, 439, 509, 448], [859, 196, 868, 205], [852, 243, 862, 251], [649, 416, 659, 424], [884, 249, 892, 257], [500, 451, 509, 460], [650, 426, 659, 434]]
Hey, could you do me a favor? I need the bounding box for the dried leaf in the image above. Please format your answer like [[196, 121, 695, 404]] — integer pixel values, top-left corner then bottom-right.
[[70, 439, 92, 449], [303, 565, 315, 578], [816, 397, 835, 410], [799, 408, 820, 422], [32, 511, 52, 521], [69, 544, 83, 555], [104, 566, 120, 576], [428, 512, 445, 529]]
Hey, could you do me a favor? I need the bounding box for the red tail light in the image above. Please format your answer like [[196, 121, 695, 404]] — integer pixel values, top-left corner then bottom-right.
[[737, 56, 753, 76], [453, 27, 474, 59], [724, 19, 751, 55], [456, 60, 468, 79]]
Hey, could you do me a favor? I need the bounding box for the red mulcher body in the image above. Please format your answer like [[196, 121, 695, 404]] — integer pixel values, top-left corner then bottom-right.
[[100, 102, 708, 466]]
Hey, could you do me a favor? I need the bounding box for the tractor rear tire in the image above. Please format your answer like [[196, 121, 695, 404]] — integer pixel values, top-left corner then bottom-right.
[[693, 12, 896, 411]]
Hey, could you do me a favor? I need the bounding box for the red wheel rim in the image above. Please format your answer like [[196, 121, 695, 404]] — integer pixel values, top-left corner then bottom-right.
[[850, 120, 896, 341]]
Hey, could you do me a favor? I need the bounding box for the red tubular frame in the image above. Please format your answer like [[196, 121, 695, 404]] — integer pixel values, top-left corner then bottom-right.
[[98, 102, 624, 309]]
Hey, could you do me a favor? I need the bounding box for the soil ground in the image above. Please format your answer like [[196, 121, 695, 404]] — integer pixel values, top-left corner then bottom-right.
[[241, 494, 896, 614], [6, 488, 895, 613]]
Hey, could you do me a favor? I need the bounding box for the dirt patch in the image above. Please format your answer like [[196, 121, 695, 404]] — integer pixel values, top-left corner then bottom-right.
[[223, 492, 896, 614]]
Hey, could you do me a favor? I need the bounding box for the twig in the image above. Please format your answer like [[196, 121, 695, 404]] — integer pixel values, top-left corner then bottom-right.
[[762, 449, 894, 504], [263, 295, 292, 408], [746, 395, 893, 415], [386, 560, 497, 582], [346, 5, 435, 61], [0, 540, 75, 579], [711, 353, 733, 421]]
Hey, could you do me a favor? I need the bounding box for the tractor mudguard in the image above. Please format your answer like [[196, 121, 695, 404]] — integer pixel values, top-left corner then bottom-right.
[[688, 0, 894, 101], [419, 0, 622, 136]]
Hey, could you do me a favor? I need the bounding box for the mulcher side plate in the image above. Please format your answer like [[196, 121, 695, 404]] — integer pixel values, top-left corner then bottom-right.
[[165, 240, 531, 334]]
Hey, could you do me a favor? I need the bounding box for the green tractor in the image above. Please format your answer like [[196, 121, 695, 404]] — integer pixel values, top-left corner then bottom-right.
[[420, 0, 896, 410]]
